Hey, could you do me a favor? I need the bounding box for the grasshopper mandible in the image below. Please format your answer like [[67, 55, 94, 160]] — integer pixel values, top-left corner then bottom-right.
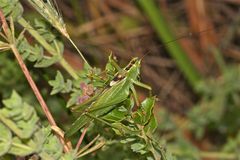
[[65, 57, 151, 137]]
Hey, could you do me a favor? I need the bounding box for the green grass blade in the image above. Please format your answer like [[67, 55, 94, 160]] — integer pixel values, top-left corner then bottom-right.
[[138, 0, 202, 90]]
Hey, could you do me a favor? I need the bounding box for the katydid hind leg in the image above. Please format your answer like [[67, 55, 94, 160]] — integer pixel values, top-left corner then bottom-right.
[[130, 85, 140, 107], [132, 79, 152, 90], [65, 114, 92, 137]]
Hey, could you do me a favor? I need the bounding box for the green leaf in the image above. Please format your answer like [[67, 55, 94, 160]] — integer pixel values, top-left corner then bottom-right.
[[39, 133, 63, 159], [34, 19, 64, 55], [66, 91, 82, 108], [2, 90, 22, 109], [8, 137, 36, 156], [0, 86, 70, 158], [0, 91, 39, 139], [0, 0, 23, 21], [17, 37, 44, 61], [130, 143, 146, 154], [49, 71, 72, 95], [17, 36, 60, 68], [0, 123, 12, 156], [34, 55, 60, 68]]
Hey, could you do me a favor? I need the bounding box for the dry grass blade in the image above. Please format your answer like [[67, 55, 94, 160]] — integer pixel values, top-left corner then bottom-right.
[[77, 139, 105, 158], [26, 0, 90, 66]]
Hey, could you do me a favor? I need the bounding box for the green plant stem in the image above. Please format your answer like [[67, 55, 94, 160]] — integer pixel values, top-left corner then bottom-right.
[[172, 149, 236, 159], [211, 47, 227, 72], [67, 37, 90, 67], [77, 134, 100, 155], [200, 151, 236, 159], [137, 0, 201, 90], [17, 18, 78, 80]]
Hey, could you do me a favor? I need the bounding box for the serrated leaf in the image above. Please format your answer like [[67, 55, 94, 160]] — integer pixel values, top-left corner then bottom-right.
[[49, 71, 72, 95], [8, 137, 36, 156], [0, 91, 39, 139], [34, 19, 64, 55], [17, 37, 44, 61], [34, 55, 60, 68], [39, 134, 63, 160], [0, 122, 12, 156], [2, 90, 22, 109], [66, 91, 82, 108], [130, 143, 146, 153]]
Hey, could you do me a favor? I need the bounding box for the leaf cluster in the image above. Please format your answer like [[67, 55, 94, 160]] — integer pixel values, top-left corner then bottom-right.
[[0, 91, 74, 159]]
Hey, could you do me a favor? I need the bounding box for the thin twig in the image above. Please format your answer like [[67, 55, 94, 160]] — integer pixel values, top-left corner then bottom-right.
[[10, 45, 71, 152], [77, 134, 100, 155], [75, 127, 88, 152], [10, 45, 56, 127]]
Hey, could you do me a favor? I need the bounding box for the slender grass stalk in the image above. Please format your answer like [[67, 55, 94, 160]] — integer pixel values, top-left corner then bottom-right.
[[26, 0, 90, 67], [138, 0, 201, 90], [211, 47, 227, 72], [77, 140, 105, 158], [77, 134, 100, 155], [171, 148, 237, 159]]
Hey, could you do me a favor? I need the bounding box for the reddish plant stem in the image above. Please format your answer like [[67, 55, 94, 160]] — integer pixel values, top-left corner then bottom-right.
[[0, 9, 70, 152], [0, 9, 57, 127], [11, 45, 57, 126], [10, 43, 71, 153], [76, 127, 88, 151], [0, 10, 9, 36]]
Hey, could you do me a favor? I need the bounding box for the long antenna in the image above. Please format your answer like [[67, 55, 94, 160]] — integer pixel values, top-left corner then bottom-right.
[[140, 26, 217, 60]]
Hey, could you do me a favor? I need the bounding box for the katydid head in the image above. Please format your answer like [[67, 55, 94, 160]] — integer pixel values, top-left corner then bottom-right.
[[125, 58, 141, 80]]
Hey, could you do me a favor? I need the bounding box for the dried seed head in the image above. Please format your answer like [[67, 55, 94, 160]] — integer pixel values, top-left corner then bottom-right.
[[27, 0, 69, 38]]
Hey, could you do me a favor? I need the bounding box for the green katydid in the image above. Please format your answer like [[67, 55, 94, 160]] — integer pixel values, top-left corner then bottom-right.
[[65, 57, 151, 137]]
